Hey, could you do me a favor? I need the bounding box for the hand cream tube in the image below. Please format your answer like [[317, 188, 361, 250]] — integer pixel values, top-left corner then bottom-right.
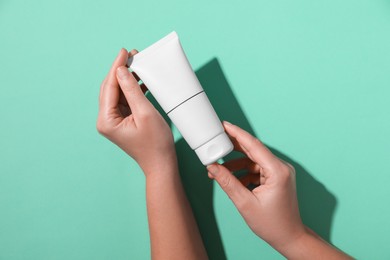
[[127, 31, 233, 165]]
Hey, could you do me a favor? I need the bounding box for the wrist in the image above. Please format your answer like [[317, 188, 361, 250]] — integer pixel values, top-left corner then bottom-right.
[[140, 152, 179, 179], [269, 226, 309, 259], [275, 226, 351, 260], [144, 158, 182, 193], [277, 228, 312, 259], [134, 148, 178, 176]]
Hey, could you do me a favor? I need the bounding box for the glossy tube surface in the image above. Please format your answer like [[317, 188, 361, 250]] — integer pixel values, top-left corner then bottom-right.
[[128, 31, 233, 165]]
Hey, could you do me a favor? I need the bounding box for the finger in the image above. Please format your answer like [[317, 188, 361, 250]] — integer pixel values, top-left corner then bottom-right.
[[224, 129, 249, 154], [229, 135, 248, 154], [260, 175, 266, 185], [207, 163, 255, 211], [130, 72, 148, 92], [223, 121, 279, 169], [127, 50, 149, 93], [132, 71, 141, 81], [116, 66, 154, 119], [126, 49, 138, 68], [128, 49, 138, 57], [100, 48, 129, 110], [99, 78, 106, 102], [118, 88, 128, 106], [104, 48, 129, 90]]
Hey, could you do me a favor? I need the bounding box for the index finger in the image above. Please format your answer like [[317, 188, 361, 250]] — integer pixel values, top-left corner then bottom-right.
[[105, 48, 129, 87], [99, 48, 129, 110], [223, 121, 279, 169]]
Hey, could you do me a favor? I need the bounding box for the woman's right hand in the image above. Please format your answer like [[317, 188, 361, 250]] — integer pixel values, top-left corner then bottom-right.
[[207, 122, 351, 259], [207, 121, 305, 251]]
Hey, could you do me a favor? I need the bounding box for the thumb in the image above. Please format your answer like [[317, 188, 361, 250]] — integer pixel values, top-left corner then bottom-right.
[[207, 163, 254, 210], [116, 66, 153, 116]]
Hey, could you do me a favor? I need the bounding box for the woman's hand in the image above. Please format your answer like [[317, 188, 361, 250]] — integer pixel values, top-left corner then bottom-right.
[[207, 122, 351, 259], [207, 121, 305, 250], [97, 48, 176, 174]]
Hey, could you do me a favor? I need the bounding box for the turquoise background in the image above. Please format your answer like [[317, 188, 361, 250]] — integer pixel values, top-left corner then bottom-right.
[[1, 0, 390, 259]]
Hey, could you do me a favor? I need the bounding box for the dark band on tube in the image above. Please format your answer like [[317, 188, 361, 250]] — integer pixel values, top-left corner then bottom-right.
[[166, 91, 204, 115]]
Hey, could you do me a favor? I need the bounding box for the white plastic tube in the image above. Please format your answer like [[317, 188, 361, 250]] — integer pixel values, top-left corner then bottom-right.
[[127, 31, 233, 165]]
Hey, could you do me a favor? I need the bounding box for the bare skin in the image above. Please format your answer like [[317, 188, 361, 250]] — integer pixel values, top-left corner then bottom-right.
[[97, 48, 208, 260], [97, 48, 351, 260], [207, 121, 352, 260]]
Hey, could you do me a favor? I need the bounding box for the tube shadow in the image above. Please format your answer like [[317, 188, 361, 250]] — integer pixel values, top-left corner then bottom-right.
[[147, 58, 337, 258]]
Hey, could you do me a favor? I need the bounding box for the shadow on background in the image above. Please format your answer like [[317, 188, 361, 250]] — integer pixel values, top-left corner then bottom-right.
[[268, 146, 337, 242], [147, 58, 338, 258]]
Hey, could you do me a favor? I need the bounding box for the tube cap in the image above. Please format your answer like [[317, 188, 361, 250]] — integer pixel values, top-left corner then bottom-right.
[[195, 132, 234, 166]]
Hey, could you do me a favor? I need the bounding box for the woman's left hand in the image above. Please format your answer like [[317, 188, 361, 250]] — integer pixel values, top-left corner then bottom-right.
[[96, 48, 176, 174]]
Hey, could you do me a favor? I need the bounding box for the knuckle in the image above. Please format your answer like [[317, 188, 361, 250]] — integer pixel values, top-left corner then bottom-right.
[[286, 163, 296, 174], [249, 136, 261, 147], [96, 119, 111, 136], [247, 137, 264, 152], [278, 163, 294, 181], [100, 80, 106, 88], [100, 78, 106, 88], [219, 174, 232, 191], [253, 137, 262, 144], [253, 137, 264, 146]]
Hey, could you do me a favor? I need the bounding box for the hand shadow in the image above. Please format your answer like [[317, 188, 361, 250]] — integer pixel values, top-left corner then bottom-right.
[[267, 146, 337, 242], [146, 58, 337, 259]]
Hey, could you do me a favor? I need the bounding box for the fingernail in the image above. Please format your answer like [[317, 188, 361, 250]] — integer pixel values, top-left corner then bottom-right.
[[117, 66, 129, 79], [223, 121, 232, 125], [207, 164, 219, 176]]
